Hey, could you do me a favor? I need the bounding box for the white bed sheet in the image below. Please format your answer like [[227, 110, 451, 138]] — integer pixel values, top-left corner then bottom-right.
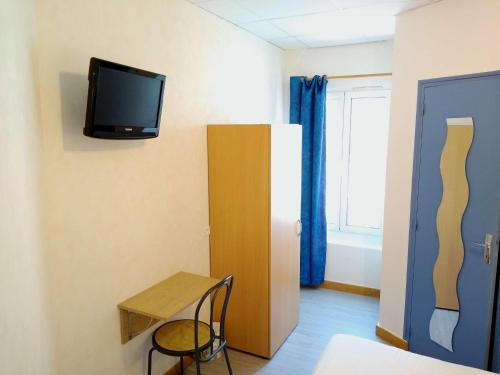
[[313, 334, 494, 375]]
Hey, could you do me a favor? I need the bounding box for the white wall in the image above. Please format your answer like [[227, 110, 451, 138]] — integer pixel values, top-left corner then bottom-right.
[[325, 240, 382, 288], [379, 0, 500, 336], [284, 41, 393, 289], [0, 0, 283, 374], [0, 1, 55, 374]]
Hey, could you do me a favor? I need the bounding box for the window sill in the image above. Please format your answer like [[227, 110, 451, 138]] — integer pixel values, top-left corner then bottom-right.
[[327, 230, 382, 251]]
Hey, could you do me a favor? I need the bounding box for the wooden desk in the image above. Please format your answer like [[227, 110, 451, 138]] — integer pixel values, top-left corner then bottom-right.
[[118, 271, 220, 344]]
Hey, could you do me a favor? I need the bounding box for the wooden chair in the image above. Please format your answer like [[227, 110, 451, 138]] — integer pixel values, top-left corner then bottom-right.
[[147, 275, 234, 375]]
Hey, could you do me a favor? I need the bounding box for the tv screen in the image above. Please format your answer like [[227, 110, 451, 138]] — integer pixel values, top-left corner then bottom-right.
[[84, 58, 166, 139]]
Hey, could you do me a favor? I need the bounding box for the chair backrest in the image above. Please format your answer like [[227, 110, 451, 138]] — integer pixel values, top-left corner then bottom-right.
[[194, 274, 233, 360]]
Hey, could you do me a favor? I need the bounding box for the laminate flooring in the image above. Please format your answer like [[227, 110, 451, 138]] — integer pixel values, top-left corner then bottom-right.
[[185, 287, 387, 375]]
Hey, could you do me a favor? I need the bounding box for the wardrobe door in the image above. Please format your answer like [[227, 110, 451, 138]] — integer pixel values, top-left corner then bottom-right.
[[208, 125, 271, 357], [270, 125, 302, 355], [406, 74, 500, 370]]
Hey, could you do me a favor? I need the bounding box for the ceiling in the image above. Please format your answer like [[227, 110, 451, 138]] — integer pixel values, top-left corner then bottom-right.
[[188, 0, 441, 49]]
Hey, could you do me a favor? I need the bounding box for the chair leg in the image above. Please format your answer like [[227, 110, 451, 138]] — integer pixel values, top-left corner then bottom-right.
[[147, 348, 155, 375], [223, 347, 233, 375], [195, 355, 202, 375], [180, 356, 184, 375]]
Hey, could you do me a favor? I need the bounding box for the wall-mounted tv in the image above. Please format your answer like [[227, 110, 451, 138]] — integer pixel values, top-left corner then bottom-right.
[[84, 58, 166, 139]]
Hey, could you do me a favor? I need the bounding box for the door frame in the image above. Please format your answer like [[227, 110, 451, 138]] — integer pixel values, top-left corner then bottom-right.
[[403, 70, 500, 347]]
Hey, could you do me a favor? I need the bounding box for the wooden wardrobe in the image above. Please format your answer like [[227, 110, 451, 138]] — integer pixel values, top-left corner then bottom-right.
[[207, 124, 302, 358]]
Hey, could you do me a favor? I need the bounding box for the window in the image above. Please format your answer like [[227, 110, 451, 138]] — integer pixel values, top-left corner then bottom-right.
[[326, 86, 391, 236]]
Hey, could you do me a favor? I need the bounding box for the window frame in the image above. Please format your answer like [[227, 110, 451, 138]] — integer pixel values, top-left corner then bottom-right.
[[326, 87, 391, 236], [325, 91, 345, 232]]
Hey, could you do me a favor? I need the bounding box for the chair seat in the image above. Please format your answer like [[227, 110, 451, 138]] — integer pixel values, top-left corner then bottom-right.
[[153, 319, 213, 354]]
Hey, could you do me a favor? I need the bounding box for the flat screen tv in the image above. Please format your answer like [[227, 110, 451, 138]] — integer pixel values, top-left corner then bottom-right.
[[84, 58, 166, 139]]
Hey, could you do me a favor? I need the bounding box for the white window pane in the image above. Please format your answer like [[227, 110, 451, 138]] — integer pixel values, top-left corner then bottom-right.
[[345, 95, 390, 229], [325, 94, 343, 227]]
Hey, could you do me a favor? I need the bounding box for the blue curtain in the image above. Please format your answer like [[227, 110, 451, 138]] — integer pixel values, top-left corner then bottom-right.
[[290, 75, 328, 286]]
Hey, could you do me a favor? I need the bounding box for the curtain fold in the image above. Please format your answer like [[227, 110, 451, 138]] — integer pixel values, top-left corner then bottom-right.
[[290, 75, 328, 286]]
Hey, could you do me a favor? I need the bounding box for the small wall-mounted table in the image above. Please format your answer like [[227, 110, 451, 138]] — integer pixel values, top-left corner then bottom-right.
[[118, 271, 220, 344]]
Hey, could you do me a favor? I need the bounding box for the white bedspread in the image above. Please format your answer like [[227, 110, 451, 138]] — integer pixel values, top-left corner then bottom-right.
[[313, 334, 493, 375]]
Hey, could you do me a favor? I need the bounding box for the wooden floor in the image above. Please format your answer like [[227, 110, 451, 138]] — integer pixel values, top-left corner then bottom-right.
[[185, 287, 386, 375]]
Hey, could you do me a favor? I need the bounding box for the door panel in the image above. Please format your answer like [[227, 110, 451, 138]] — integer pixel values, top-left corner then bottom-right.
[[408, 74, 500, 369]]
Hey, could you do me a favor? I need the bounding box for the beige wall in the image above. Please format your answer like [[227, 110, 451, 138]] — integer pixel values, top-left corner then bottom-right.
[[379, 0, 500, 336], [284, 40, 393, 79], [0, 1, 55, 374], [8, 0, 284, 374]]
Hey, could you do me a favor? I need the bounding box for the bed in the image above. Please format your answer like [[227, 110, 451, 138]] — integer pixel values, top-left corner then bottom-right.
[[313, 334, 493, 375]]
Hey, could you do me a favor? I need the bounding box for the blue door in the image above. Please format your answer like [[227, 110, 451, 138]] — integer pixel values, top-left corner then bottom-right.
[[406, 72, 500, 369]]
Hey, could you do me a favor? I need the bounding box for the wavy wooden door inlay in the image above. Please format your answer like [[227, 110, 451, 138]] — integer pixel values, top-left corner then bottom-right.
[[430, 117, 474, 351], [434, 118, 474, 310]]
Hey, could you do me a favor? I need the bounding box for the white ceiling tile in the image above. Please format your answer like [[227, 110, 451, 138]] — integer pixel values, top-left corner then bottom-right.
[[272, 9, 395, 40], [236, 0, 337, 19], [270, 15, 320, 37], [332, 0, 401, 9], [296, 35, 384, 48], [239, 21, 289, 39], [395, 0, 441, 14], [189, 0, 440, 49], [362, 34, 394, 43], [270, 37, 308, 50], [332, 0, 439, 13], [197, 0, 260, 24]]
